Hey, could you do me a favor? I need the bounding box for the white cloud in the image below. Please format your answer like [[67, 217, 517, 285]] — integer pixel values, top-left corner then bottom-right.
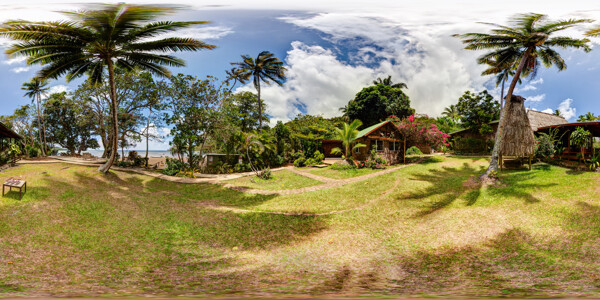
[[2, 56, 26, 65], [557, 98, 576, 121], [540, 98, 577, 121], [542, 108, 554, 114], [530, 78, 544, 85], [150, 26, 234, 41], [134, 125, 172, 150], [526, 94, 546, 102], [10, 67, 30, 73]]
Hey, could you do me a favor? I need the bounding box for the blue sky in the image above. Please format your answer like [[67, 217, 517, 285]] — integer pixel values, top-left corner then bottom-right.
[[2, 0, 600, 149]]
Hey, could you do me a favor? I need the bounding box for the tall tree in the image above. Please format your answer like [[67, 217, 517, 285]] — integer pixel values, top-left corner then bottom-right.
[[21, 78, 49, 156], [330, 119, 366, 160], [231, 51, 286, 130], [343, 82, 415, 127], [456, 90, 500, 135], [373, 75, 408, 89], [455, 13, 592, 179], [442, 104, 460, 121], [1, 4, 215, 172]]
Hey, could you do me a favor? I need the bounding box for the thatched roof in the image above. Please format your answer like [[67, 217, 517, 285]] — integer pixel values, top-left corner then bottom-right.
[[526, 109, 568, 131], [0, 121, 21, 139], [501, 95, 536, 157]]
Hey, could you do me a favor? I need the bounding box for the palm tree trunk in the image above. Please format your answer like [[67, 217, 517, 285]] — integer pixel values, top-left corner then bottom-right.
[[41, 100, 48, 155], [98, 60, 119, 173], [500, 76, 506, 109], [483, 47, 533, 179], [257, 83, 262, 132], [35, 95, 46, 156], [145, 108, 150, 167]]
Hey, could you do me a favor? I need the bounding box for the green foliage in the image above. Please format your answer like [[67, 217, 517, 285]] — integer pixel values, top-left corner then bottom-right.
[[587, 154, 600, 171], [406, 146, 423, 155], [285, 114, 344, 156], [452, 137, 494, 154], [455, 90, 500, 134], [126, 151, 147, 167], [535, 133, 555, 158], [364, 147, 389, 169], [26, 145, 41, 158], [577, 112, 599, 122], [44, 92, 99, 155], [231, 51, 286, 130], [570, 127, 592, 163], [331, 119, 366, 159], [343, 82, 414, 127], [226, 91, 269, 132], [257, 168, 272, 180], [330, 162, 356, 170], [162, 157, 186, 176], [293, 157, 306, 168]]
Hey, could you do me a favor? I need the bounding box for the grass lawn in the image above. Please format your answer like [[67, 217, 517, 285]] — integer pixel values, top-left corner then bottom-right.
[[1, 157, 600, 297], [307, 165, 386, 179], [225, 169, 322, 190]]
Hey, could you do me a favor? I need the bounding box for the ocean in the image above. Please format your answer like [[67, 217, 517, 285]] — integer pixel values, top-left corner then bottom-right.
[[61, 149, 175, 158]]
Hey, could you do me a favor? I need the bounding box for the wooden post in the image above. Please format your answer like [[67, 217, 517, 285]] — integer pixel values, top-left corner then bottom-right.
[[499, 153, 503, 171], [528, 155, 532, 170]]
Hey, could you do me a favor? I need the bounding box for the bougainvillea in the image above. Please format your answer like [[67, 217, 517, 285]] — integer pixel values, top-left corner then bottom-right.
[[389, 115, 449, 149]]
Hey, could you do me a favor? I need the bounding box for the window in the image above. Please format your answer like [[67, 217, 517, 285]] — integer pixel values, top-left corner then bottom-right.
[[375, 140, 384, 152], [354, 146, 360, 154], [389, 141, 398, 151]]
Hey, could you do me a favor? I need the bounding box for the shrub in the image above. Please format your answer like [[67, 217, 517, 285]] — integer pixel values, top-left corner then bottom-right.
[[293, 157, 306, 167], [535, 133, 555, 158], [312, 150, 324, 163], [364, 147, 388, 169], [257, 168, 272, 180], [406, 146, 423, 155], [126, 150, 147, 167], [162, 157, 185, 176], [331, 162, 356, 170], [117, 160, 133, 168], [26, 145, 40, 158]]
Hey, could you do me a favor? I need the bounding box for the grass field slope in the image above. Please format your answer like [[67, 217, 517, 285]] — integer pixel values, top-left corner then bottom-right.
[[0, 156, 599, 297]]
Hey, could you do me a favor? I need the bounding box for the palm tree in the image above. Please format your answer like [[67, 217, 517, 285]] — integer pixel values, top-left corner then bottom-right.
[[331, 119, 366, 160], [577, 112, 597, 122], [224, 67, 245, 92], [373, 75, 408, 89], [554, 110, 563, 117], [442, 104, 460, 121], [1, 4, 215, 173], [232, 51, 286, 131], [21, 77, 49, 156], [455, 13, 592, 179], [480, 55, 522, 109]]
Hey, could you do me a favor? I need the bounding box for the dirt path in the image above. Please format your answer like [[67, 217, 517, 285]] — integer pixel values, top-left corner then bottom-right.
[[221, 158, 424, 195], [201, 172, 405, 216]]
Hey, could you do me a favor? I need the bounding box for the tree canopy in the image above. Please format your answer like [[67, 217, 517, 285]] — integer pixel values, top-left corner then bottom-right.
[[343, 82, 414, 127]]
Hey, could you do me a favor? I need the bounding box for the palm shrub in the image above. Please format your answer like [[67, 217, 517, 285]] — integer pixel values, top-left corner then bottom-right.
[[0, 4, 215, 173], [570, 127, 592, 163], [331, 119, 366, 160]]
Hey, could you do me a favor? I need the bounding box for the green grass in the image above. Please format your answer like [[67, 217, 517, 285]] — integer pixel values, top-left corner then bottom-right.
[[307, 165, 386, 179], [1, 157, 600, 296], [225, 169, 322, 190]]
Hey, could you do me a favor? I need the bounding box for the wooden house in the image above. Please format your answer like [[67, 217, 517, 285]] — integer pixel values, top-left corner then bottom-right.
[[323, 121, 403, 162], [537, 121, 600, 161]]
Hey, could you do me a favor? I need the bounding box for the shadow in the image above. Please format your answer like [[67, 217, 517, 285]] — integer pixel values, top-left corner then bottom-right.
[[489, 170, 558, 204], [400, 163, 487, 217]]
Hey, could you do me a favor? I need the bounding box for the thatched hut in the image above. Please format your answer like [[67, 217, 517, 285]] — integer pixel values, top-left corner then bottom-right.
[[500, 95, 536, 170]]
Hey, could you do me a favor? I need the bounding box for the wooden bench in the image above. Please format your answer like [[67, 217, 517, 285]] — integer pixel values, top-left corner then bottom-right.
[[3, 179, 26, 200]]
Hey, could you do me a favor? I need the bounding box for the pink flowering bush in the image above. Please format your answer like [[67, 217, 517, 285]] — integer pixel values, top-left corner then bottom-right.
[[389, 114, 450, 150]]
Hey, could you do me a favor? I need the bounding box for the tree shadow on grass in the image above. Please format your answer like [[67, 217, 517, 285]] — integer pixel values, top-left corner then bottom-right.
[[400, 163, 486, 217], [402, 162, 556, 217]]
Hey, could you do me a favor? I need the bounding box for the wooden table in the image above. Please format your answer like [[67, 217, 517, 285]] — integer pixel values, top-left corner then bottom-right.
[[3, 180, 26, 200]]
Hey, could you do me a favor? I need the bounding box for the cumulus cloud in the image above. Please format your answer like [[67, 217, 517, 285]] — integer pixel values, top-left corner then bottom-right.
[[10, 67, 30, 73], [540, 98, 576, 121], [151, 26, 234, 41], [257, 13, 487, 124], [526, 94, 546, 102], [2, 57, 26, 65], [557, 98, 576, 121]]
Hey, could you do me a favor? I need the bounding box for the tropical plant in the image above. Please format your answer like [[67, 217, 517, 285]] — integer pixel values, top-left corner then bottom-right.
[[231, 51, 287, 130], [241, 132, 266, 177], [480, 56, 523, 109], [330, 119, 366, 160], [577, 112, 598, 122], [554, 110, 563, 117], [570, 127, 592, 163], [587, 154, 600, 171], [373, 75, 408, 89], [455, 13, 592, 179], [1, 4, 215, 172], [21, 77, 49, 156], [442, 104, 460, 121], [455, 90, 500, 135]]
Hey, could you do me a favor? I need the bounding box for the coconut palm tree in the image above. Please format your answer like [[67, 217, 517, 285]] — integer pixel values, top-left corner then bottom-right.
[[442, 104, 460, 122], [455, 13, 592, 179], [577, 112, 598, 122], [232, 51, 286, 131], [1, 4, 215, 173], [373, 75, 408, 89], [331, 119, 366, 160], [480, 55, 522, 109], [21, 77, 49, 156]]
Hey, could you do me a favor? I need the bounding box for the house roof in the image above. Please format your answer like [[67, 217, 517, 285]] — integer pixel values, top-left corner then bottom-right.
[[0, 121, 21, 139], [526, 109, 568, 131], [356, 121, 392, 139]]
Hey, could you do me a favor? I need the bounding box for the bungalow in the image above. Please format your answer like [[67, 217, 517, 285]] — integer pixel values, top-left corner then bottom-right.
[[323, 121, 403, 163], [0, 121, 22, 151], [537, 121, 600, 161], [449, 110, 568, 153]]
